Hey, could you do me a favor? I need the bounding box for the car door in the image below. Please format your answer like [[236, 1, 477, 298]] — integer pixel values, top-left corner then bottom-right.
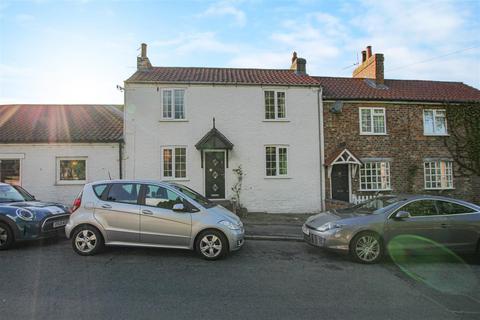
[[94, 183, 141, 243], [384, 199, 448, 248], [436, 200, 480, 252], [139, 184, 192, 247]]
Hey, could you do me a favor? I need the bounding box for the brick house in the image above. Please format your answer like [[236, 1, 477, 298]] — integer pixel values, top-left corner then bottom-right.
[[317, 46, 480, 206]]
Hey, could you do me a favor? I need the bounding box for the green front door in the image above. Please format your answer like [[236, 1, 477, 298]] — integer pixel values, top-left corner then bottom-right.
[[204, 151, 225, 199]]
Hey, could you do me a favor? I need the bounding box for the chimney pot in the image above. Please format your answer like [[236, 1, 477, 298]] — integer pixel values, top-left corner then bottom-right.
[[366, 46, 372, 58], [141, 43, 147, 58], [291, 51, 297, 64], [295, 58, 307, 75], [361, 50, 367, 63]]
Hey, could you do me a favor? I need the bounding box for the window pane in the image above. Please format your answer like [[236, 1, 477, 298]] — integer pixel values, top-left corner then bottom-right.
[[163, 149, 173, 177], [265, 91, 275, 119], [373, 110, 385, 133], [434, 111, 447, 134], [266, 146, 277, 176], [361, 109, 372, 133], [279, 147, 288, 175], [174, 148, 186, 178], [59, 160, 86, 181], [163, 90, 172, 118], [401, 200, 438, 217], [0, 159, 20, 185], [277, 92, 286, 118], [144, 185, 183, 209], [174, 89, 185, 119], [107, 183, 139, 204], [424, 110, 434, 134]]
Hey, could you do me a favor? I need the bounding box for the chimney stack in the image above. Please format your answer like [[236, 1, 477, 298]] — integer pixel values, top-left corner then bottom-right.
[[353, 46, 384, 85], [137, 43, 152, 71], [290, 51, 307, 75]]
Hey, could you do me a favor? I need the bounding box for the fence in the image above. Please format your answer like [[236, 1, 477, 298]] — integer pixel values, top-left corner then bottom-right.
[[351, 194, 379, 205]]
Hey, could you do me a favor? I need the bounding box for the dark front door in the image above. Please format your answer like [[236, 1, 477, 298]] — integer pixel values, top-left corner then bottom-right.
[[331, 164, 349, 202], [205, 151, 225, 199]]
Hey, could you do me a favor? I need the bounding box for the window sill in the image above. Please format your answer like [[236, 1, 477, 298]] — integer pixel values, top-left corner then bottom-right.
[[263, 119, 290, 123], [359, 133, 388, 136], [358, 189, 392, 192], [423, 133, 449, 137], [424, 187, 455, 191], [55, 181, 87, 186], [159, 119, 189, 122], [161, 178, 190, 182], [264, 176, 291, 179]]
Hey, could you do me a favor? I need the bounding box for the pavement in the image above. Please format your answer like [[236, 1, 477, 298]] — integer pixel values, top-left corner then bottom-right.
[[242, 212, 310, 241], [1, 238, 479, 320]]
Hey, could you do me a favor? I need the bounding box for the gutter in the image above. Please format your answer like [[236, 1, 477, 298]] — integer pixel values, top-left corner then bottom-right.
[[317, 87, 326, 211]]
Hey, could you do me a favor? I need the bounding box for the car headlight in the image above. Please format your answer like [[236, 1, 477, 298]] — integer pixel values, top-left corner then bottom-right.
[[317, 222, 343, 232], [219, 220, 241, 230], [16, 208, 35, 221]]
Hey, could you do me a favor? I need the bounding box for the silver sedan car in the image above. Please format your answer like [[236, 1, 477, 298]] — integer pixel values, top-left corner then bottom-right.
[[303, 195, 480, 264], [65, 180, 244, 260]]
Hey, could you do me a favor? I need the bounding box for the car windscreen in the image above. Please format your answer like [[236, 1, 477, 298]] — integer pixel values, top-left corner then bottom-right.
[[0, 185, 31, 202], [171, 184, 216, 209]]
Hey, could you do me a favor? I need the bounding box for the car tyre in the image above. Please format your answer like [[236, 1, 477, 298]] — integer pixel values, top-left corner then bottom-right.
[[196, 230, 228, 261], [350, 231, 383, 264], [72, 225, 104, 256], [0, 222, 13, 250]]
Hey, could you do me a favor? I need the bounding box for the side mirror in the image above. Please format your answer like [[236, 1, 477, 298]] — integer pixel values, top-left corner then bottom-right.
[[173, 203, 185, 212], [394, 211, 410, 220]]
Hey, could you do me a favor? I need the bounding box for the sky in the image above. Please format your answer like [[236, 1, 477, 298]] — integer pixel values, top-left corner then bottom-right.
[[0, 0, 479, 104]]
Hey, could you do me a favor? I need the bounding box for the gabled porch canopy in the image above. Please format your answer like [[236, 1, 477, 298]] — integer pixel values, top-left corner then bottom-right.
[[325, 148, 362, 178], [195, 118, 234, 168]]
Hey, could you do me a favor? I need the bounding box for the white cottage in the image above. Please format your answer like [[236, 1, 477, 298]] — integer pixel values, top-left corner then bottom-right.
[[124, 44, 325, 213]]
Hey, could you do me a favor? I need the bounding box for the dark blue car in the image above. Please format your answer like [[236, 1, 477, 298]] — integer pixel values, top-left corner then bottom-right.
[[0, 183, 71, 250]]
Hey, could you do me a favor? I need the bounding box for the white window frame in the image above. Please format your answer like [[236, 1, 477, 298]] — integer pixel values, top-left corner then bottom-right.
[[424, 160, 453, 190], [423, 109, 448, 136], [0, 153, 24, 186], [161, 88, 186, 120], [359, 161, 391, 191], [359, 107, 387, 135], [56, 157, 87, 185], [264, 90, 287, 121], [161, 146, 188, 180], [265, 145, 289, 178]]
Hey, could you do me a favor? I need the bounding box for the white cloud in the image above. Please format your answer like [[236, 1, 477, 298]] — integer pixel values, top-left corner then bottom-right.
[[152, 32, 240, 56], [199, 1, 246, 27]]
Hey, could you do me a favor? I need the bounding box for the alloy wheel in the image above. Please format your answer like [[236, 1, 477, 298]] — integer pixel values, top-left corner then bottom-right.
[[0, 226, 8, 246], [355, 235, 380, 262], [199, 234, 222, 258], [75, 229, 97, 253]]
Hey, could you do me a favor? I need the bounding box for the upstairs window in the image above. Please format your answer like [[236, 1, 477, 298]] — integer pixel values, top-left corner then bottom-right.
[[424, 109, 447, 135], [359, 107, 386, 134], [265, 146, 288, 177], [265, 90, 286, 120], [162, 147, 187, 179], [162, 89, 185, 120], [424, 160, 453, 190]]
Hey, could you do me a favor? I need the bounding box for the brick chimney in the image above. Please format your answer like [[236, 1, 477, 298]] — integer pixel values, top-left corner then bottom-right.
[[290, 51, 307, 75], [137, 43, 152, 71], [353, 46, 384, 85]]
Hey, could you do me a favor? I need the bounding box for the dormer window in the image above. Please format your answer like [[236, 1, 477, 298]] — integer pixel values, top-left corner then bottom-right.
[[162, 89, 185, 120], [264, 90, 286, 120]]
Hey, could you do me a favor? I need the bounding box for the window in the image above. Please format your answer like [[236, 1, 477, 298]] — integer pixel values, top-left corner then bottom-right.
[[162, 89, 185, 120], [359, 108, 386, 134], [264, 90, 286, 120], [424, 109, 447, 135], [93, 184, 108, 198], [144, 184, 183, 210], [0, 159, 20, 185], [162, 147, 187, 179], [106, 183, 140, 204], [56, 157, 87, 184], [424, 161, 453, 190], [436, 201, 475, 215], [265, 146, 288, 177], [359, 162, 391, 191], [400, 200, 438, 217]]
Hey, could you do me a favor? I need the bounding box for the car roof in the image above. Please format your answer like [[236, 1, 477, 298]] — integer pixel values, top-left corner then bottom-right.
[[375, 194, 480, 209], [88, 179, 180, 187]]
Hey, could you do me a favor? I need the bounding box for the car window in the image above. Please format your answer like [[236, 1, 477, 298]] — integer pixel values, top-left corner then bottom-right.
[[93, 184, 108, 198], [0, 184, 29, 202], [437, 201, 475, 215], [400, 200, 439, 217], [171, 184, 215, 208], [144, 185, 183, 210], [106, 183, 140, 204]]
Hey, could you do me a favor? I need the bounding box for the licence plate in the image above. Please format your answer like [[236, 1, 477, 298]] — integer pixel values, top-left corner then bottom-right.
[[302, 225, 309, 235], [53, 219, 68, 228]]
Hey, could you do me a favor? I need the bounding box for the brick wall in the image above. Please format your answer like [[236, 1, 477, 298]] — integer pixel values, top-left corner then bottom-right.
[[323, 101, 480, 204]]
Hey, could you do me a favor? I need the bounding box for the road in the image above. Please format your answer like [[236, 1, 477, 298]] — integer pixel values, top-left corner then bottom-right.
[[0, 238, 479, 320]]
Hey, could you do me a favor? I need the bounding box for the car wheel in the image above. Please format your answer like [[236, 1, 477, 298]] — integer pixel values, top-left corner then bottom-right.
[[0, 222, 13, 250], [196, 230, 228, 261], [350, 231, 383, 264], [72, 225, 104, 256]]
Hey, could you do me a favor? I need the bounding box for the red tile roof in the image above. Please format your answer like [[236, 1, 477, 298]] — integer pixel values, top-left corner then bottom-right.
[[0, 105, 123, 143], [316, 77, 480, 103], [126, 67, 319, 86]]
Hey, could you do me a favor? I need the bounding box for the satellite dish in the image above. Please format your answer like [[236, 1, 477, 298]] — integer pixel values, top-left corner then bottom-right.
[[330, 101, 343, 113]]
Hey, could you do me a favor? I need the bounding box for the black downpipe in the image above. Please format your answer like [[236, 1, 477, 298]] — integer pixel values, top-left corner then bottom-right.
[[118, 141, 123, 179]]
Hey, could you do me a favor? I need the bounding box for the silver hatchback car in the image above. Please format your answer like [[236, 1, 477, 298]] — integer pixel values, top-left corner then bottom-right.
[[303, 195, 480, 264], [65, 180, 244, 260]]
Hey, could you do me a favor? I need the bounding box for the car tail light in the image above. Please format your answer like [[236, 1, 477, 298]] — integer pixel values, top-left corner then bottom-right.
[[71, 192, 82, 213]]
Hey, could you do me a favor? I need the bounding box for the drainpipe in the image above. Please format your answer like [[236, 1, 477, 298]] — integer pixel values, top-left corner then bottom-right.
[[317, 87, 326, 211], [118, 141, 123, 179]]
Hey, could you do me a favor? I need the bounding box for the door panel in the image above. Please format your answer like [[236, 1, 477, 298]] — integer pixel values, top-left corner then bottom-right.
[[331, 164, 349, 202], [205, 151, 225, 199]]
